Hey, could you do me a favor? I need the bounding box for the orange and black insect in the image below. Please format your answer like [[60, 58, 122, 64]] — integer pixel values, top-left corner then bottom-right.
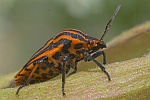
[[15, 5, 121, 95]]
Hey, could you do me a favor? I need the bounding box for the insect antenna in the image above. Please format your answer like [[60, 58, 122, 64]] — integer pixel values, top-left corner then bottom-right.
[[100, 4, 121, 41]]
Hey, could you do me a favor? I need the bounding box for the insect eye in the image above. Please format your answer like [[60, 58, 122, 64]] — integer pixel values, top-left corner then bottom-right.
[[98, 40, 103, 44]]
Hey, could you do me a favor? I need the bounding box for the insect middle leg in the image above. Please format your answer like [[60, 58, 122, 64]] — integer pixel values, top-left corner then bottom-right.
[[62, 56, 68, 96], [66, 62, 77, 77]]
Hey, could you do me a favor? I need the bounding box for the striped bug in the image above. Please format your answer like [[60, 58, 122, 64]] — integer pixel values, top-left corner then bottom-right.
[[15, 5, 121, 95]]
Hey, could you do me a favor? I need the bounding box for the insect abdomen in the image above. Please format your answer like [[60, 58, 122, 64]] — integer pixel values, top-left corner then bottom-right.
[[15, 56, 61, 86]]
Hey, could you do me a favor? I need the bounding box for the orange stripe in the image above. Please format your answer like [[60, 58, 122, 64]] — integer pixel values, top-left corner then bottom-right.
[[27, 44, 64, 65], [15, 63, 35, 78], [27, 64, 38, 81], [30, 38, 53, 60]]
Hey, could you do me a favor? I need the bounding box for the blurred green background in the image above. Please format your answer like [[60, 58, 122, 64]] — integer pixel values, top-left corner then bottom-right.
[[0, 0, 150, 75]]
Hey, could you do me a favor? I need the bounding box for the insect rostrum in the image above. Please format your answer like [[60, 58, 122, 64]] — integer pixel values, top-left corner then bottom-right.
[[15, 4, 121, 96]]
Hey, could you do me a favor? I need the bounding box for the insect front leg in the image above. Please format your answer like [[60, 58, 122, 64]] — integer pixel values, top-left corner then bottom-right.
[[89, 50, 106, 65], [83, 51, 111, 81], [62, 56, 68, 96]]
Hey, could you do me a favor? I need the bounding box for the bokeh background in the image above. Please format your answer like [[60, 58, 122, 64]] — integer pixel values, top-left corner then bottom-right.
[[0, 0, 150, 75]]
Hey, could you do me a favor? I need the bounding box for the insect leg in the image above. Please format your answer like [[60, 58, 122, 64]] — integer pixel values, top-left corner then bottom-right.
[[16, 83, 26, 95], [62, 56, 68, 96], [83, 52, 111, 81], [66, 62, 77, 77], [89, 50, 106, 65], [16, 64, 38, 95]]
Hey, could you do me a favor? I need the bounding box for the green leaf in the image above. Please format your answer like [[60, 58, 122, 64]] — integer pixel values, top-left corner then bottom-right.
[[0, 55, 149, 100]]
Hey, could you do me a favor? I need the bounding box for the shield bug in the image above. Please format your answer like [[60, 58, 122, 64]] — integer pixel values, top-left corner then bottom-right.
[[15, 4, 121, 96]]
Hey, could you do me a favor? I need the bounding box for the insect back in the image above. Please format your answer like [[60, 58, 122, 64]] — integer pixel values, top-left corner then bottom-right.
[[14, 4, 121, 96]]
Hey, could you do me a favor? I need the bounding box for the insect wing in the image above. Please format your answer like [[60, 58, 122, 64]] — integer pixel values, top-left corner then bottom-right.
[[14, 38, 68, 85]]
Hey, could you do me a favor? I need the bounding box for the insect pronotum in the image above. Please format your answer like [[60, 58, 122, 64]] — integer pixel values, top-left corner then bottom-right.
[[15, 4, 121, 96]]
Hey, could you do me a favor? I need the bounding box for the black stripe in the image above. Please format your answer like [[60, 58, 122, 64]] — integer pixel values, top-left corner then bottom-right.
[[24, 67, 32, 71], [67, 29, 88, 37], [26, 42, 53, 66], [18, 74, 25, 76], [53, 38, 72, 48], [30, 38, 53, 59], [38, 44, 53, 55], [53, 38, 72, 54], [26, 39, 72, 66], [52, 52, 62, 60], [67, 29, 99, 41], [54, 32, 87, 42], [74, 43, 83, 49]]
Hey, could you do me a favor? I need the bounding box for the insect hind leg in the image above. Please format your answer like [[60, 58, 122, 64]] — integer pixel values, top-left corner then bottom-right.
[[16, 83, 27, 95]]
